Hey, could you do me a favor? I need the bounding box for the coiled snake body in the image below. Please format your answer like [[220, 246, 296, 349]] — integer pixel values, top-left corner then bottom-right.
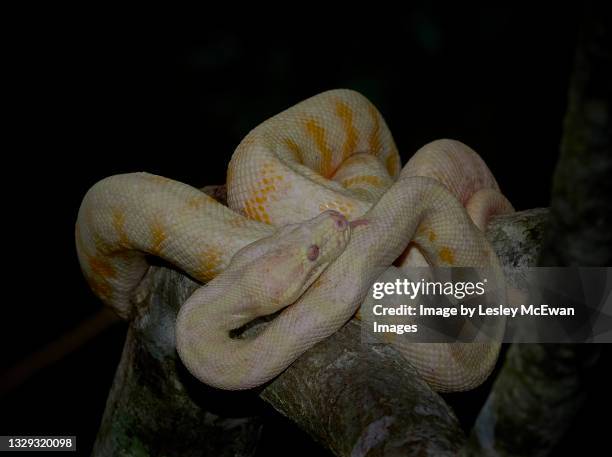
[[76, 90, 513, 391]]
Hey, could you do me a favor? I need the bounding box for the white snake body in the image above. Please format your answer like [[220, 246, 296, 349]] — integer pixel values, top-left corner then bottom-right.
[[76, 89, 513, 391]]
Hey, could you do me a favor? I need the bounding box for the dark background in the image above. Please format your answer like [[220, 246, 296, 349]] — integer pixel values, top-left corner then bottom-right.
[[3, 4, 609, 456]]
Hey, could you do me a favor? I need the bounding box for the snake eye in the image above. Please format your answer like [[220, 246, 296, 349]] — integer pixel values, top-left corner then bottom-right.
[[307, 244, 320, 261]]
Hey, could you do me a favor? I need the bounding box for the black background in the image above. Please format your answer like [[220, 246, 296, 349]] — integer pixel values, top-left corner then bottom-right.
[[3, 4, 610, 456]]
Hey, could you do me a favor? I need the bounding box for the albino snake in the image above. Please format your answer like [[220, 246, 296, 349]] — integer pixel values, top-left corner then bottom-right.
[[76, 89, 513, 391]]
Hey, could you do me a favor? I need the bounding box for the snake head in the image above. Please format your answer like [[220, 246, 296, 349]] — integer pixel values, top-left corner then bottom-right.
[[245, 210, 352, 312]]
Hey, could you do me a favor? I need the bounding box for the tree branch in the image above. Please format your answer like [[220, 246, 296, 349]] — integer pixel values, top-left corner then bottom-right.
[[93, 187, 548, 456]]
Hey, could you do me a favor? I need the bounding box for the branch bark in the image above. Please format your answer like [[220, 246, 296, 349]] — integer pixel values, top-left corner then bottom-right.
[[93, 190, 548, 456], [91, 266, 263, 457]]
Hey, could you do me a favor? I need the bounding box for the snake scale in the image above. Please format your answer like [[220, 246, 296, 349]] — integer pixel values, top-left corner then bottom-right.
[[76, 89, 513, 391]]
